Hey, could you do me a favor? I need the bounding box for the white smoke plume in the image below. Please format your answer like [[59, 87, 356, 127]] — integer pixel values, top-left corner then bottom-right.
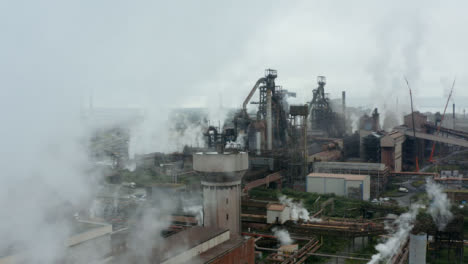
[[125, 159, 137, 172], [128, 110, 206, 157], [367, 8, 423, 129], [272, 228, 294, 246], [368, 204, 422, 264], [426, 178, 453, 231], [182, 205, 204, 225], [122, 190, 174, 264], [279, 195, 322, 222], [179, 193, 204, 225], [89, 199, 103, 220], [225, 131, 246, 149], [382, 111, 399, 131], [368, 179, 454, 263]]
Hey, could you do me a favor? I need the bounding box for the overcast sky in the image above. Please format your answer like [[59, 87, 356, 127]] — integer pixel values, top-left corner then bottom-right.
[[5, 2, 468, 261], [1, 0, 468, 112]]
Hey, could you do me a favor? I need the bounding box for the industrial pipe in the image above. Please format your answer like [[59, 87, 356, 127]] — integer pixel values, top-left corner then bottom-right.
[[266, 88, 272, 150], [256, 131, 261, 155], [342, 91, 346, 116], [342, 91, 346, 132], [242, 77, 266, 111]]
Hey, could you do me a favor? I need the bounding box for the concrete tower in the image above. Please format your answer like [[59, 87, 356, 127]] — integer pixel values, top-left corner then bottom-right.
[[193, 151, 248, 236], [409, 233, 427, 264]]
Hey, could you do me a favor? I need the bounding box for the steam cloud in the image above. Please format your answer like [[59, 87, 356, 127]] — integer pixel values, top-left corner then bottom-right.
[[225, 131, 246, 149], [279, 195, 322, 222], [367, 8, 423, 128], [426, 178, 453, 231], [0, 88, 99, 263], [368, 204, 421, 264], [128, 111, 206, 156], [124, 206, 172, 263], [368, 179, 453, 263], [180, 193, 204, 225], [272, 228, 294, 246]]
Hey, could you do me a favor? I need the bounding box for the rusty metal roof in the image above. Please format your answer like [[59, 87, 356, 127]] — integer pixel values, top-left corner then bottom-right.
[[153, 226, 229, 262], [267, 203, 286, 211]]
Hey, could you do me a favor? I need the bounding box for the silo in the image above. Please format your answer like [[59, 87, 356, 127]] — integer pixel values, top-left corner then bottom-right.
[[409, 233, 427, 264], [193, 151, 248, 236]]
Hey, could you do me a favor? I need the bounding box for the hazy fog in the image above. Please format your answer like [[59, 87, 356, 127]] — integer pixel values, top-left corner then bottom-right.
[[1, 0, 468, 262]]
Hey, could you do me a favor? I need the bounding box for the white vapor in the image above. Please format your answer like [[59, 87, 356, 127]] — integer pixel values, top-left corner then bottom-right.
[[368, 179, 454, 263], [0, 74, 99, 263], [279, 195, 322, 222], [182, 205, 204, 226], [272, 228, 294, 246], [128, 110, 206, 156], [368, 204, 422, 264], [225, 131, 246, 149], [426, 178, 453, 231]]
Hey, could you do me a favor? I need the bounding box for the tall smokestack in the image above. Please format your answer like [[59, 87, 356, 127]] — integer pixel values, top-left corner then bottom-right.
[[266, 89, 272, 150], [453, 103, 456, 129], [193, 152, 248, 237], [342, 91, 346, 132], [409, 233, 427, 264], [256, 132, 261, 155], [342, 91, 346, 113]]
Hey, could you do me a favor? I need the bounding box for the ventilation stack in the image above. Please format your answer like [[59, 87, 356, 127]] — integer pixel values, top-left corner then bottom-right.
[[342, 91, 346, 132], [453, 103, 456, 129], [266, 89, 272, 150], [409, 233, 427, 264], [193, 151, 248, 236]]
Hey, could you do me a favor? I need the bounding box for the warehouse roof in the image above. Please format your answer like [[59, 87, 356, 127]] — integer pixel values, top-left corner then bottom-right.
[[313, 161, 386, 171], [307, 173, 368, 181], [154, 226, 229, 262], [267, 203, 286, 211], [279, 244, 299, 253], [198, 236, 247, 262], [381, 131, 405, 147]]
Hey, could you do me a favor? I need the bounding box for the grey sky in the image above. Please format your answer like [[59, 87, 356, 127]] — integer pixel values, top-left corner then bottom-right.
[[1, 1, 467, 261], [2, 0, 468, 113]]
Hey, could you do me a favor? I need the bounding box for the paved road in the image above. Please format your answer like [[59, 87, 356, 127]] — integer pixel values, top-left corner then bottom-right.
[[392, 176, 422, 207], [392, 149, 468, 207]]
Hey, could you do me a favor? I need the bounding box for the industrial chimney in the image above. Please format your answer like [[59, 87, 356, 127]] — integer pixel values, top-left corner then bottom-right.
[[342, 91, 346, 114], [453, 103, 456, 129], [342, 91, 346, 132], [193, 151, 248, 236], [409, 233, 427, 264]]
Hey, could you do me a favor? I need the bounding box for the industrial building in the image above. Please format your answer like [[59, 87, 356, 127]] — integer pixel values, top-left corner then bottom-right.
[[312, 161, 388, 198], [0, 221, 113, 264], [193, 151, 248, 236], [380, 131, 405, 172], [306, 173, 370, 201], [152, 150, 254, 263], [93, 146, 257, 264], [266, 203, 290, 224], [80, 69, 468, 264], [151, 227, 237, 264], [7, 0, 468, 259], [404, 111, 427, 130]]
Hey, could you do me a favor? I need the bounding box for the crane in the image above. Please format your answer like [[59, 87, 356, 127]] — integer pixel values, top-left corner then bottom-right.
[[428, 79, 456, 163], [405, 78, 419, 171]]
